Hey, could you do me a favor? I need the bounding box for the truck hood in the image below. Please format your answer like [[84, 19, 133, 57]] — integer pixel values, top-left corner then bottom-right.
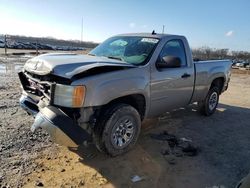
[[24, 53, 136, 79]]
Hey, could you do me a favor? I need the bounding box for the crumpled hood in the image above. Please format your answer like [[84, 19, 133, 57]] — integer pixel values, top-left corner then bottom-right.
[[24, 53, 135, 79]]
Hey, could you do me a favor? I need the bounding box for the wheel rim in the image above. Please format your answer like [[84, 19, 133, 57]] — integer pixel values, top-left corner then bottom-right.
[[111, 116, 135, 149], [208, 92, 218, 111]]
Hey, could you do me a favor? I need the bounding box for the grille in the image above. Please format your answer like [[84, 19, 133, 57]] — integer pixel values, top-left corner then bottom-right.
[[19, 71, 52, 100]]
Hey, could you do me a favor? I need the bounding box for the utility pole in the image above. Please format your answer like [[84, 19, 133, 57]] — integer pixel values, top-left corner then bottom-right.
[[81, 17, 83, 43], [36, 39, 38, 56], [4, 34, 7, 56], [162, 25, 165, 34]]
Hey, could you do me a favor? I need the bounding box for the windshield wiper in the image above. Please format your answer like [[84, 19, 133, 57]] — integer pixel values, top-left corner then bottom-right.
[[89, 54, 125, 62], [106, 56, 123, 61]]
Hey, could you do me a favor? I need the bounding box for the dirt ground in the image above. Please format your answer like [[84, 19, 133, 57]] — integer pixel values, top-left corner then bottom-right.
[[0, 56, 250, 188]]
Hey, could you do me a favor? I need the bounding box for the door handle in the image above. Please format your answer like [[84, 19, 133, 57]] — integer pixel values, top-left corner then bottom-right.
[[181, 73, 191, 78]]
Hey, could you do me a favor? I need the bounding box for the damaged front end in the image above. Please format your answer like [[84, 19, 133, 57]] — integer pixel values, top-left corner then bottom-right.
[[31, 106, 91, 147], [18, 53, 136, 147], [18, 71, 92, 147]]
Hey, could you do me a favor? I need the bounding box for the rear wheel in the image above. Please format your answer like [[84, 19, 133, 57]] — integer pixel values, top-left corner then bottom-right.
[[199, 87, 220, 116], [94, 103, 141, 156]]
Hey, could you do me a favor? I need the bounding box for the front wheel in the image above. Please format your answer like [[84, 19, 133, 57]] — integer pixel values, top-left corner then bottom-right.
[[94, 104, 141, 156], [199, 87, 220, 116]]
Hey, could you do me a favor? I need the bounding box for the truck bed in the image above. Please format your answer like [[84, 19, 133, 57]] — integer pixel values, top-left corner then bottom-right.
[[191, 60, 232, 103]]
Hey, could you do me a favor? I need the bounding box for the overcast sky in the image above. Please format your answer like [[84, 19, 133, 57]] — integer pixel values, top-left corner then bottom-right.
[[0, 0, 250, 51]]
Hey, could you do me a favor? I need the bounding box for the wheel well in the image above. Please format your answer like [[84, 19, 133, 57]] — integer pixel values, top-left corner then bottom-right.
[[211, 77, 224, 94], [102, 94, 146, 120]]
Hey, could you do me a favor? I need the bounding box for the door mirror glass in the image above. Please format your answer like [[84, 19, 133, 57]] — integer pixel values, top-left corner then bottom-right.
[[157, 55, 181, 68]]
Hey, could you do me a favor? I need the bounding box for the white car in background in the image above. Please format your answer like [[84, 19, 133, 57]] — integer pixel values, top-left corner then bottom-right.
[[236, 61, 249, 68]]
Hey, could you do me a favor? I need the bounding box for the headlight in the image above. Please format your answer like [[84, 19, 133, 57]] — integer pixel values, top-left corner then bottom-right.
[[53, 84, 86, 108]]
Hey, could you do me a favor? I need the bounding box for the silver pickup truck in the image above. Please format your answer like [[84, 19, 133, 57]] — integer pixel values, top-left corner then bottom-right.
[[18, 33, 231, 156]]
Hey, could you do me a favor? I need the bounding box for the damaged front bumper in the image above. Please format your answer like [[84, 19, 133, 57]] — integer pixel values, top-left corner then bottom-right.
[[20, 95, 92, 147]]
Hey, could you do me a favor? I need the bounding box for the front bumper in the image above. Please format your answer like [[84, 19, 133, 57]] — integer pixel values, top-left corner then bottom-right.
[[20, 95, 92, 147]]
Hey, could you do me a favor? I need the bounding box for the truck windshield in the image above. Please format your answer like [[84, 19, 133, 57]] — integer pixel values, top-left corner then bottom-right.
[[89, 36, 159, 65]]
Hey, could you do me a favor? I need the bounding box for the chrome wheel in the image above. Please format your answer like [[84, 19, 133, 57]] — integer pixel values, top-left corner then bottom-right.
[[208, 92, 218, 111], [111, 117, 135, 149]]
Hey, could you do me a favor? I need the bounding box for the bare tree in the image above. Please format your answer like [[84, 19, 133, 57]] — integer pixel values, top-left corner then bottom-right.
[[191, 47, 250, 62]]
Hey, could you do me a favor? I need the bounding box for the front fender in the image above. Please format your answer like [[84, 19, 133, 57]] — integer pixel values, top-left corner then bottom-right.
[[72, 66, 150, 108], [87, 76, 149, 107]]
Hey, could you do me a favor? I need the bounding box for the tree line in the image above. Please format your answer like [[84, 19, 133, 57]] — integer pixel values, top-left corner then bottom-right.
[[192, 47, 250, 62], [0, 34, 99, 49]]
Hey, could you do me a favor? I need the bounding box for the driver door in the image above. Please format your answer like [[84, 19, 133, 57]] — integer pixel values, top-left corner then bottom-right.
[[149, 39, 195, 117]]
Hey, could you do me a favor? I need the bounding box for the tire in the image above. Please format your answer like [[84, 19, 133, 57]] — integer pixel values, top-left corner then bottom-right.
[[94, 103, 141, 156], [199, 87, 220, 116]]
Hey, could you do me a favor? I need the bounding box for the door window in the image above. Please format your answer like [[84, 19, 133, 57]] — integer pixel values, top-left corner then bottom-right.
[[158, 40, 187, 67]]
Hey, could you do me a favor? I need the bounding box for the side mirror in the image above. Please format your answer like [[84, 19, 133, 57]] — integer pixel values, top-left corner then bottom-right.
[[157, 56, 181, 68]]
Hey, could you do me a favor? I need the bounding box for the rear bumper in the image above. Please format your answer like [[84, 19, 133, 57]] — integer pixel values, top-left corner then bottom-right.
[[20, 94, 92, 147]]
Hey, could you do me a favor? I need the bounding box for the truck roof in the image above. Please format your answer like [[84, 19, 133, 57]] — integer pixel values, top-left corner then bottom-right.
[[116, 32, 184, 39]]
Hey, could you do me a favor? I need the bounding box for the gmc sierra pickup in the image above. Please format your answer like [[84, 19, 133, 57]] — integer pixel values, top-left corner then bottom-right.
[[18, 33, 231, 156]]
